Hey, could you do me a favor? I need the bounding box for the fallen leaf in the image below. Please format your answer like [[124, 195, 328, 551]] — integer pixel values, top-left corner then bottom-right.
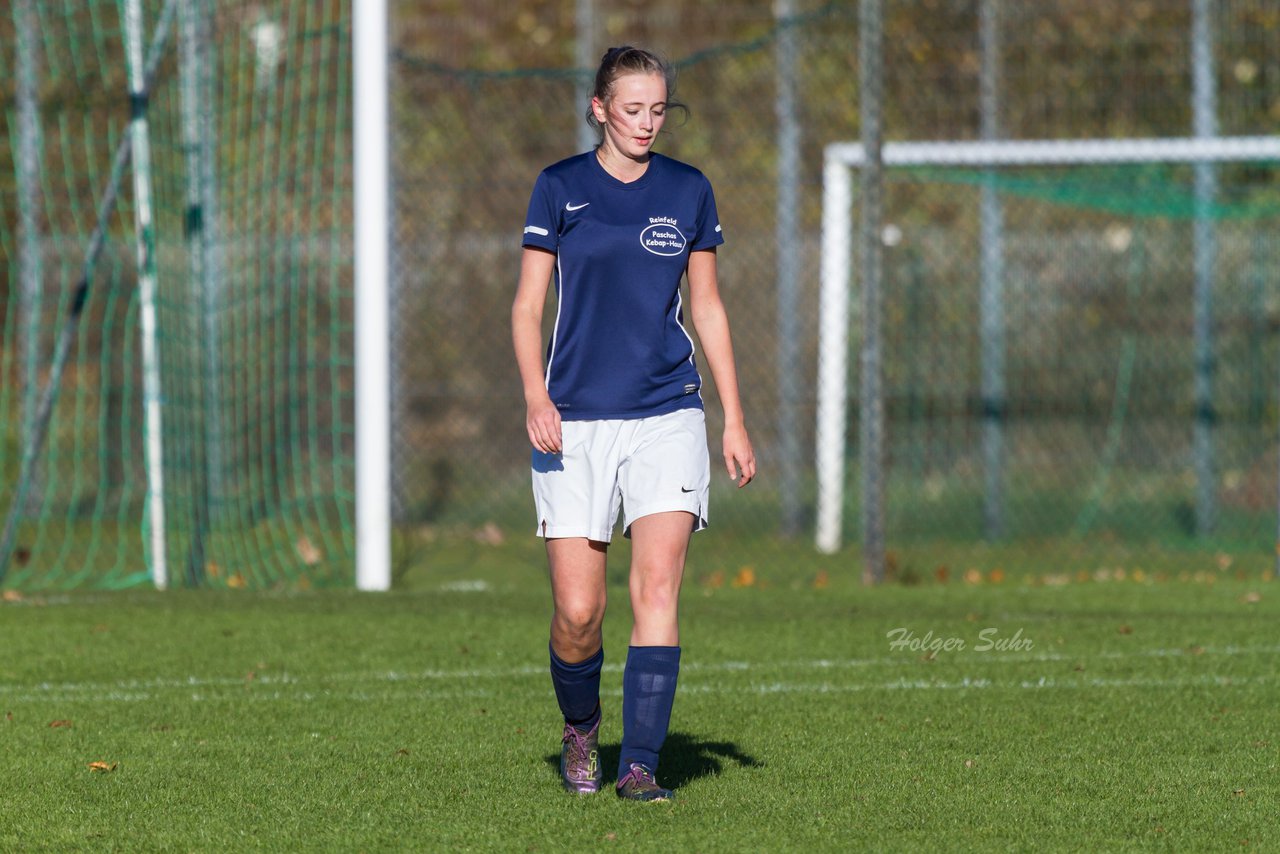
[[934, 565, 949, 584], [5, 711, 12, 722], [732, 567, 756, 588], [205, 561, 221, 578], [394, 748, 410, 756], [14, 547, 31, 566], [227, 573, 246, 589], [87, 762, 117, 772], [964, 759, 975, 768], [1118, 624, 1133, 635], [988, 568, 1005, 584], [812, 570, 829, 590], [49, 720, 73, 728], [473, 522, 505, 547], [294, 535, 323, 566], [1, 590, 22, 603], [604, 832, 617, 841], [704, 570, 725, 589], [963, 568, 982, 585], [1241, 591, 1261, 604]]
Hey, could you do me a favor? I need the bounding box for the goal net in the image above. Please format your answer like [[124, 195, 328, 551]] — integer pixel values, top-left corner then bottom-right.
[[818, 137, 1280, 567], [0, 0, 354, 589]]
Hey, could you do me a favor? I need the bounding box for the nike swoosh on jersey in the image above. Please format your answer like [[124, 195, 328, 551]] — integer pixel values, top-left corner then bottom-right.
[[565, 202, 590, 211]]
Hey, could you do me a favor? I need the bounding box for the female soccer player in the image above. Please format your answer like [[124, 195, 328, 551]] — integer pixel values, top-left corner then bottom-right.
[[511, 46, 755, 802]]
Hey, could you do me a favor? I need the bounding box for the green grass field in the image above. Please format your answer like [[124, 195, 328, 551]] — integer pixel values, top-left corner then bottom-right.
[[1, 540, 1277, 851]]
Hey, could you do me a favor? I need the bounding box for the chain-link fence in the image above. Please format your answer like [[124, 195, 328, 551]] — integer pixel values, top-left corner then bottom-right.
[[2, 1, 1277, 588], [389, 0, 1278, 580]]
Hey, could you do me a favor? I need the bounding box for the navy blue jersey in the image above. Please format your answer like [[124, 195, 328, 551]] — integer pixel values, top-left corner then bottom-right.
[[521, 152, 724, 420]]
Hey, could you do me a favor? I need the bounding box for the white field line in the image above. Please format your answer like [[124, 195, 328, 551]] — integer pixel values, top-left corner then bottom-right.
[[1, 673, 1268, 707], [0, 644, 1276, 705]]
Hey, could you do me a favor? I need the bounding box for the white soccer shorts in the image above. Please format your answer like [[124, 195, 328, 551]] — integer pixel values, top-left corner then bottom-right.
[[531, 407, 710, 542]]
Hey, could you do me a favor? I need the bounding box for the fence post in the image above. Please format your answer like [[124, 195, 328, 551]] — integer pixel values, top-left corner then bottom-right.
[[979, 0, 1007, 541], [859, 0, 886, 584], [15, 0, 43, 517], [575, 0, 596, 154], [1191, 0, 1218, 537], [775, 0, 803, 537]]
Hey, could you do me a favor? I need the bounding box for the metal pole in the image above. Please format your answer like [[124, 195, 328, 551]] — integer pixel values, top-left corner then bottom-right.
[[198, 0, 223, 522], [125, 0, 170, 590], [1191, 0, 1218, 537], [816, 149, 852, 554], [979, 0, 1006, 541], [775, 0, 802, 537], [859, 0, 886, 584], [575, 0, 596, 153], [15, 0, 43, 517], [178, 0, 213, 584], [355, 0, 392, 591]]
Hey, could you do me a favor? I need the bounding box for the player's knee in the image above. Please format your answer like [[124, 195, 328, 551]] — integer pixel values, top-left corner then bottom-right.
[[554, 603, 604, 641], [632, 575, 679, 617]]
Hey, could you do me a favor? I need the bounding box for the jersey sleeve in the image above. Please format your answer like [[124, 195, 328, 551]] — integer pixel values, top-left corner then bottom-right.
[[521, 171, 560, 252], [688, 174, 725, 252]]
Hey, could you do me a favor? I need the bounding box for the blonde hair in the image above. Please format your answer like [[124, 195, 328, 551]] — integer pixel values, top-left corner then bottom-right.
[[586, 46, 688, 137]]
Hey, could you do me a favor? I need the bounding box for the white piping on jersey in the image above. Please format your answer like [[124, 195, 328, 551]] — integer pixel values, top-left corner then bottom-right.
[[524, 225, 549, 236], [673, 287, 703, 402], [544, 252, 565, 390]]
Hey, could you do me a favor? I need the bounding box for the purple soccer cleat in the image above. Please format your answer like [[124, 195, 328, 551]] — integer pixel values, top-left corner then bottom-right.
[[615, 763, 673, 802], [560, 718, 602, 794]]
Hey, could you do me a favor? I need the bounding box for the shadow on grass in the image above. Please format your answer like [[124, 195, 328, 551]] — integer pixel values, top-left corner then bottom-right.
[[544, 730, 763, 787]]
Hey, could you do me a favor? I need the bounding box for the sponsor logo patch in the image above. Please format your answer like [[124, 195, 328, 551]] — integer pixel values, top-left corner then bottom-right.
[[640, 221, 687, 256]]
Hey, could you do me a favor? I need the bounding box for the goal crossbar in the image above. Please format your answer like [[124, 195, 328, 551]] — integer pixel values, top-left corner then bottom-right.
[[826, 135, 1280, 168], [816, 135, 1280, 554]]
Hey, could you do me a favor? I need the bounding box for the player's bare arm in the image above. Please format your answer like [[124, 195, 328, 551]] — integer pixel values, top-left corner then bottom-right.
[[512, 246, 561, 455], [687, 247, 755, 488]]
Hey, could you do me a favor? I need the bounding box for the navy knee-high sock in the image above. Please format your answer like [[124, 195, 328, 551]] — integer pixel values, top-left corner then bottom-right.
[[619, 645, 681, 778], [549, 645, 603, 731]]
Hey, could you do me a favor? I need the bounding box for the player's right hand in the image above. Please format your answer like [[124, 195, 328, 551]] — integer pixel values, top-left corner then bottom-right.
[[527, 397, 563, 455]]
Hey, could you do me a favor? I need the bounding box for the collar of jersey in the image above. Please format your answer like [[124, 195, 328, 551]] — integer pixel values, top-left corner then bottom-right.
[[588, 150, 658, 190]]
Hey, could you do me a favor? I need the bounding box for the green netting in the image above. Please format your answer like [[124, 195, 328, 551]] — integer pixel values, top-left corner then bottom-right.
[[872, 164, 1278, 554], [0, 0, 354, 590], [906, 164, 1280, 221]]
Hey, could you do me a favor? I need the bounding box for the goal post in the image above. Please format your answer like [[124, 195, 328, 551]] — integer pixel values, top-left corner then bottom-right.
[[354, 0, 392, 592], [816, 134, 1280, 556]]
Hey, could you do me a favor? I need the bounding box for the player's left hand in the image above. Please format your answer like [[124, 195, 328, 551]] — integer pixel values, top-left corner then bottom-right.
[[723, 423, 756, 488]]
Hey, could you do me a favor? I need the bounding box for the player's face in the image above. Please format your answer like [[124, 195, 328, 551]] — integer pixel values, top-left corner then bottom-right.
[[594, 72, 667, 160]]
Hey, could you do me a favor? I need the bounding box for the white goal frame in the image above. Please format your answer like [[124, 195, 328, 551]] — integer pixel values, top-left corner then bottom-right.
[[817, 135, 1280, 554]]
